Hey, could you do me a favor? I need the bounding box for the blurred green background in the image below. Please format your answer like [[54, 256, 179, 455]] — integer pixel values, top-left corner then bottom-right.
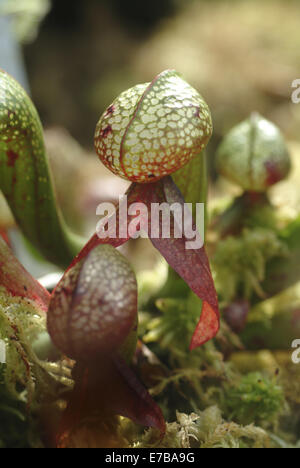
[[0, 0, 299, 274], [17, 0, 300, 146]]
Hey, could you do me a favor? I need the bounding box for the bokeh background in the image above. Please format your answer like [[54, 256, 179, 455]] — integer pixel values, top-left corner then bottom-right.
[[0, 0, 299, 273], [22, 0, 300, 143]]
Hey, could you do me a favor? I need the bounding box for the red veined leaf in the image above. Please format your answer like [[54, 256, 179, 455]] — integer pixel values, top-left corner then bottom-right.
[[146, 177, 219, 349], [111, 354, 165, 432], [67, 177, 219, 348], [0, 236, 50, 312], [68, 182, 150, 269]]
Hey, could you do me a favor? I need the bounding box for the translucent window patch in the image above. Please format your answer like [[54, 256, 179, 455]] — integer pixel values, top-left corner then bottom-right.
[[94, 70, 212, 183]]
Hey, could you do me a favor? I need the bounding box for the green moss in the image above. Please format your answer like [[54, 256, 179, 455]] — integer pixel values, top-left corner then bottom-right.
[[0, 287, 73, 447], [224, 372, 285, 427], [213, 228, 288, 303], [131, 406, 270, 448], [143, 291, 201, 352], [0, 379, 43, 448]]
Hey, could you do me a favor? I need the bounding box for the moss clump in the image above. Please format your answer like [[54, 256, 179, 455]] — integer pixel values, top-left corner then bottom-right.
[[0, 287, 73, 447], [143, 292, 200, 352], [224, 372, 284, 427], [0, 372, 42, 448], [213, 228, 288, 303], [131, 406, 270, 448]]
